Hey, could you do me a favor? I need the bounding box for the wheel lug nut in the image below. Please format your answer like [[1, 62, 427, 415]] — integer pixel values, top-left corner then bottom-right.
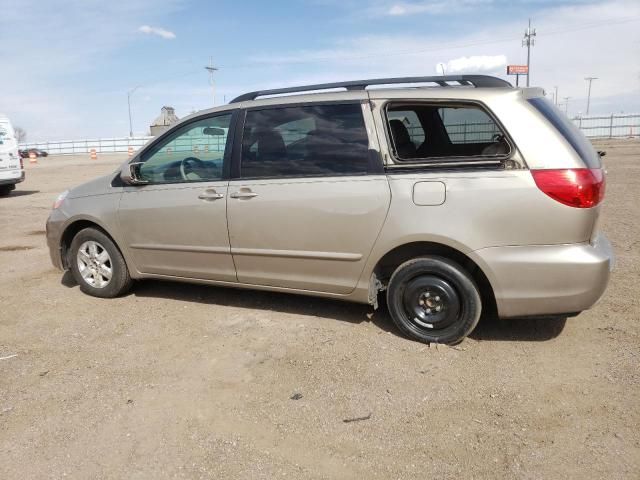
[[435, 296, 440, 301], [426, 308, 431, 314], [436, 306, 441, 312]]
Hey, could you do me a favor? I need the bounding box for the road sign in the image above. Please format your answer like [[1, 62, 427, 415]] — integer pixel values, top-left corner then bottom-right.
[[507, 65, 529, 75]]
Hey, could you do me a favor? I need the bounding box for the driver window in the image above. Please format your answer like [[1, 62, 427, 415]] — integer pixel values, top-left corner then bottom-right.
[[139, 113, 232, 184]]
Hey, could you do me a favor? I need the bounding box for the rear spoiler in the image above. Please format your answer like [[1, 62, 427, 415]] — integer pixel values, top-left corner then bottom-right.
[[520, 87, 546, 99]]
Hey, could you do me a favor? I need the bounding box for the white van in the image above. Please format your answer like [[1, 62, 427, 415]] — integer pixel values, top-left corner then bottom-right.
[[0, 114, 25, 196]]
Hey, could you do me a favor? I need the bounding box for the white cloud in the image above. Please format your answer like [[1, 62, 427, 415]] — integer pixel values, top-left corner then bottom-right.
[[439, 55, 507, 74], [246, 0, 640, 117], [138, 25, 176, 39], [385, 0, 492, 16]]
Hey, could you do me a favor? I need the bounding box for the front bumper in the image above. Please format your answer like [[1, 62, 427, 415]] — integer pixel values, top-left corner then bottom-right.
[[470, 233, 614, 318], [46, 208, 68, 271]]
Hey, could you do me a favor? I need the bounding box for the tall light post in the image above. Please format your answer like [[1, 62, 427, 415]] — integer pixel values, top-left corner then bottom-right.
[[563, 96, 570, 115], [585, 77, 598, 116], [522, 18, 536, 87], [205, 56, 219, 106], [127, 85, 141, 138], [437, 62, 446, 76]]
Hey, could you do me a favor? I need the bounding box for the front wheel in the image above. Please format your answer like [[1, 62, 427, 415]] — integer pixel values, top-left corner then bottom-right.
[[386, 256, 481, 344], [69, 227, 132, 298]]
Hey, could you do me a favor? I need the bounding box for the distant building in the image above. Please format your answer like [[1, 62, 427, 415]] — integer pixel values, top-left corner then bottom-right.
[[150, 106, 179, 136]]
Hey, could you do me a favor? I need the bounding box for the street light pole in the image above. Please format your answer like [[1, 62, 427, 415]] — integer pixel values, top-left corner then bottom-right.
[[437, 63, 446, 76], [127, 85, 141, 138], [522, 18, 536, 87], [563, 96, 570, 115], [585, 77, 598, 116], [205, 56, 219, 106]]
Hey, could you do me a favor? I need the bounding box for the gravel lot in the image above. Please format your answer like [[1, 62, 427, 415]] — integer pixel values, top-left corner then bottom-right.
[[1, 140, 638, 479]]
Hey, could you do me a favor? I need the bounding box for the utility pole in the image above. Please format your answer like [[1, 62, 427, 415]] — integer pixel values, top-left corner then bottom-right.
[[563, 96, 570, 115], [554, 86, 558, 106], [522, 19, 536, 87], [204, 56, 218, 107], [437, 63, 446, 76], [127, 85, 141, 138], [585, 77, 598, 116]]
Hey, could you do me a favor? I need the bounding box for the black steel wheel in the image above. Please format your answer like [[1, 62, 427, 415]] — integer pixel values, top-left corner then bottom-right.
[[386, 256, 481, 344]]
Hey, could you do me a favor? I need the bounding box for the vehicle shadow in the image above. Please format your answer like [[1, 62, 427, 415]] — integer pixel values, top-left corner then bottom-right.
[[132, 279, 398, 334], [60, 270, 77, 287], [470, 314, 567, 342], [130, 279, 567, 343], [3, 190, 40, 198]]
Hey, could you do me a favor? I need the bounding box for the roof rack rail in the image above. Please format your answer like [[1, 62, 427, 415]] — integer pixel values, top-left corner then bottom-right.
[[230, 75, 511, 103]]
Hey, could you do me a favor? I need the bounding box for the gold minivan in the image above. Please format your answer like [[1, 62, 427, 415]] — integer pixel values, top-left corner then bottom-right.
[[46, 76, 613, 344]]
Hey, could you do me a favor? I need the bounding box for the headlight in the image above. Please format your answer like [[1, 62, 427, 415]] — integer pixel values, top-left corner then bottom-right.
[[53, 190, 69, 209]]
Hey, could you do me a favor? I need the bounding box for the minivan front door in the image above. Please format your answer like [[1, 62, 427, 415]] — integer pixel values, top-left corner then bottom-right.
[[227, 103, 390, 294], [118, 112, 237, 282]]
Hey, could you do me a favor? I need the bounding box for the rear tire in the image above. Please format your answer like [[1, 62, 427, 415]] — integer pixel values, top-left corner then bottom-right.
[[0, 185, 15, 196], [69, 227, 132, 298], [386, 256, 481, 344]]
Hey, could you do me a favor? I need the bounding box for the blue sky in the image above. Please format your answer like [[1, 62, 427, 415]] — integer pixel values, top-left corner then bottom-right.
[[1, 0, 639, 141]]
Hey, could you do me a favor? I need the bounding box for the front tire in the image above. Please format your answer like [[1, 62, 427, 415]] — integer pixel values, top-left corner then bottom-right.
[[69, 227, 132, 298], [386, 256, 481, 344]]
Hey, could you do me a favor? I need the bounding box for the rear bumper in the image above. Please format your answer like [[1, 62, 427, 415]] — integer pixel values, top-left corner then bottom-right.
[[0, 169, 24, 185], [470, 233, 613, 318]]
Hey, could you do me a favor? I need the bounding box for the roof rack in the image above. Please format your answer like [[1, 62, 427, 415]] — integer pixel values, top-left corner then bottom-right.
[[230, 75, 511, 103]]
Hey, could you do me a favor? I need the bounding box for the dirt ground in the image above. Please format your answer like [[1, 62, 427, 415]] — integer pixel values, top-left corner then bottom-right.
[[1, 140, 638, 479]]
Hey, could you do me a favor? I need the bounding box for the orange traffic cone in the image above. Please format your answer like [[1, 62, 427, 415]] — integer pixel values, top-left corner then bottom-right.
[[28, 152, 37, 164], [90, 149, 97, 160], [128, 146, 134, 158]]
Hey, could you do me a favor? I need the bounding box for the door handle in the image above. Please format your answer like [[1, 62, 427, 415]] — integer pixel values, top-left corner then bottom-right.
[[230, 190, 258, 199], [198, 191, 224, 200]]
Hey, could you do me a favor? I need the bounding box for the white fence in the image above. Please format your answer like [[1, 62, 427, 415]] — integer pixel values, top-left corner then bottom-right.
[[19, 136, 153, 155], [18, 113, 640, 155], [572, 114, 639, 139]]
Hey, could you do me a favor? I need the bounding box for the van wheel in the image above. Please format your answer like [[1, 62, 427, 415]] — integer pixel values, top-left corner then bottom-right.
[[386, 256, 481, 345], [0, 185, 14, 196], [68, 228, 132, 298]]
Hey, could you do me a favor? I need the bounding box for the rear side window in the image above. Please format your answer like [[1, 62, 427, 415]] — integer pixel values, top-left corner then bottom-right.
[[0, 121, 16, 148], [385, 103, 511, 161], [241, 104, 371, 178], [528, 97, 601, 168]]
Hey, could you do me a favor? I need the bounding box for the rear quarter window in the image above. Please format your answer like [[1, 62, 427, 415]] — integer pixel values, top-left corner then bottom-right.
[[0, 122, 16, 148], [528, 97, 601, 168]]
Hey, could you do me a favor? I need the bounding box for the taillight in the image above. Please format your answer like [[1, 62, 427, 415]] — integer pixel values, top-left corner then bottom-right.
[[531, 168, 605, 208]]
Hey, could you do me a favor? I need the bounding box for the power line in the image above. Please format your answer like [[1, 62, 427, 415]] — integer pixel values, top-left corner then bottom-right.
[[217, 15, 640, 70], [124, 15, 640, 93]]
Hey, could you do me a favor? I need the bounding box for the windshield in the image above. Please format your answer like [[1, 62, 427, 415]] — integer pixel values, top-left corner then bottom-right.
[[528, 97, 601, 169]]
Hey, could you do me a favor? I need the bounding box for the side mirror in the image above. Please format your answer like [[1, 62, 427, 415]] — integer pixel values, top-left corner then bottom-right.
[[120, 162, 149, 185]]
